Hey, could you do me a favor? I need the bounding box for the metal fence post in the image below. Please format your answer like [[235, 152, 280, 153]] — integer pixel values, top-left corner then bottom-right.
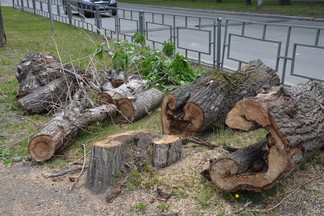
[[26, 0, 30, 8], [67, 1, 72, 25], [32, 0, 36, 14], [12, 0, 15, 8], [216, 18, 222, 70], [57, 3, 60, 16], [115, 13, 120, 41], [21, 0, 24, 11], [48, 0, 54, 31], [95, 5, 100, 35], [40, 1, 43, 11], [138, 10, 145, 35]]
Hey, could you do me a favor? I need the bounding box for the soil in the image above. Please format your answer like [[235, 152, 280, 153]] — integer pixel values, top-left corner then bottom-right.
[[0, 147, 323, 216]]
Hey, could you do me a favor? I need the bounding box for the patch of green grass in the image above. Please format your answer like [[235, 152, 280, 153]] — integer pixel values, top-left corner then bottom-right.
[[118, 0, 324, 18], [129, 202, 147, 213], [156, 203, 170, 212], [126, 168, 143, 190]]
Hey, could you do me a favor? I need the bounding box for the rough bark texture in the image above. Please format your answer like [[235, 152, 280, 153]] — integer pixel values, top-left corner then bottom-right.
[[97, 75, 144, 105], [210, 81, 324, 192], [161, 59, 280, 135], [16, 52, 62, 99], [109, 69, 125, 88], [0, 6, 6, 47], [16, 52, 87, 114], [85, 131, 182, 194], [118, 88, 163, 122], [28, 99, 117, 162]]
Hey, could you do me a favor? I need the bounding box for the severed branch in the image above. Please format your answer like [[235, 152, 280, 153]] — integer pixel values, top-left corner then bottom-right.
[[48, 167, 88, 178], [183, 136, 238, 152], [70, 143, 87, 191]]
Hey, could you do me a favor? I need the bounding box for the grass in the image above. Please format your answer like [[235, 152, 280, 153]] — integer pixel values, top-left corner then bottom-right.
[[118, 0, 324, 18], [1, 6, 323, 215]]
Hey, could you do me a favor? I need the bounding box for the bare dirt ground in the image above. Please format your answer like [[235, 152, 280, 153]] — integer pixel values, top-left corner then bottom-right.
[[0, 146, 323, 216]]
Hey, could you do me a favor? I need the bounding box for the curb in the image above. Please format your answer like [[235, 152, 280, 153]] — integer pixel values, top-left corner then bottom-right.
[[119, 3, 324, 23]]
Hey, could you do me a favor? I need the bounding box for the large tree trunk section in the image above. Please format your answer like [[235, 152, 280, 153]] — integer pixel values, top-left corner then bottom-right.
[[18, 78, 72, 114], [118, 88, 162, 122], [85, 131, 182, 194], [28, 103, 117, 162], [109, 69, 125, 88], [161, 60, 280, 135], [16, 52, 86, 114], [16, 52, 62, 99], [97, 75, 144, 105], [0, 6, 6, 47], [209, 81, 324, 192]]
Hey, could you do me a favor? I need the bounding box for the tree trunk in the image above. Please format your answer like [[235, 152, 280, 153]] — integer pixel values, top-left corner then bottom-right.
[[0, 6, 6, 47], [97, 75, 144, 105], [110, 69, 125, 88], [118, 88, 163, 122], [210, 81, 324, 192], [245, 0, 252, 6], [16, 52, 63, 99], [279, 0, 291, 6], [85, 131, 182, 194], [28, 100, 117, 162], [161, 60, 280, 135], [16, 52, 87, 114]]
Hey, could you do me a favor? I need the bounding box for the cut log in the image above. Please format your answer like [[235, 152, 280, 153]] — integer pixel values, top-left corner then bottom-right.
[[111, 69, 125, 88], [97, 75, 144, 105], [85, 131, 182, 194], [209, 81, 324, 192], [17, 62, 86, 114], [118, 88, 162, 122], [161, 59, 280, 135], [16, 51, 62, 99], [28, 100, 117, 162]]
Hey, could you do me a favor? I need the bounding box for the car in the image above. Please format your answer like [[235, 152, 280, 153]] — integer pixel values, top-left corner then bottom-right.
[[63, 0, 117, 17]]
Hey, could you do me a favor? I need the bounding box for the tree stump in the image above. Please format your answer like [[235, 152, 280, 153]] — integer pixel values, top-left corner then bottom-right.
[[85, 131, 182, 194], [209, 81, 324, 192], [161, 59, 280, 135], [118, 88, 163, 122], [28, 98, 117, 162]]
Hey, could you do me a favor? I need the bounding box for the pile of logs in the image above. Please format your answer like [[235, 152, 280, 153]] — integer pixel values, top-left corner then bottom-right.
[[161, 59, 281, 135], [16, 51, 88, 114]]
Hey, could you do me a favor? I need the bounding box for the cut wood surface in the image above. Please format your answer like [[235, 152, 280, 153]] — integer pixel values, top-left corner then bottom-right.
[[161, 59, 280, 135], [28, 99, 117, 162], [110, 69, 125, 88], [97, 75, 144, 105], [209, 81, 324, 192], [118, 88, 162, 122], [85, 131, 182, 194]]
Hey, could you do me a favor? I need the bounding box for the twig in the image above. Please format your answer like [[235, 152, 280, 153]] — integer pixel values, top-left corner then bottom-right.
[[48, 167, 87, 178], [70, 144, 87, 191], [247, 175, 323, 213], [233, 201, 253, 214], [183, 136, 238, 152]]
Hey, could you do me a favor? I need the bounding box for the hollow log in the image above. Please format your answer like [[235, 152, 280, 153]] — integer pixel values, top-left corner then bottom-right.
[[97, 75, 144, 105], [209, 81, 324, 192], [161, 59, 280, 135], [85, 131, 182, 194], [118, 88, 162, 122], [16, 51, 62, 99], [28, 102, 117, 162]]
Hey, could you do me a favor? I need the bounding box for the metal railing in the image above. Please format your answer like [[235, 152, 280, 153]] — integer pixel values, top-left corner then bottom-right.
[[12, 0, 324, 85]]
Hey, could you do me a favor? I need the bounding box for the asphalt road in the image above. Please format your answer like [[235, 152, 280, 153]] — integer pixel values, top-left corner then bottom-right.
[[3, 0, 324, 85]]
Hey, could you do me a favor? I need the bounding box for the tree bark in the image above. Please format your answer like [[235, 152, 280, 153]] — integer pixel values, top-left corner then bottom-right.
[[0, 6, 6, 47], [161, 60, 280, 135], [16, 52, 63, 99], [28, 100, 117, 162], [110, 69, 125, 88], [85, 131, 182, 194], [210, 81, 324, 192], [118, 88, 163, 122], [279, 0, 291, 6], [97, 75, 144, 105]]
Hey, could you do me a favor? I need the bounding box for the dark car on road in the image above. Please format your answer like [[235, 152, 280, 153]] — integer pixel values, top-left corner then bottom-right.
[[63, 0, 117, 17]]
